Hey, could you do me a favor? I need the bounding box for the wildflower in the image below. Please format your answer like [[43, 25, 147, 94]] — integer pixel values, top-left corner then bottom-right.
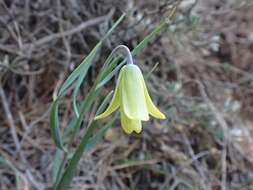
[[95, 64, 166, 134]]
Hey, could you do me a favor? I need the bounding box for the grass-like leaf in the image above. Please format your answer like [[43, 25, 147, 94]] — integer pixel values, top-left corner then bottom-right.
[[95, 61, 124, 90], [49, 100, 64, 150], [72, 42, 102, 117], [52, 148, 63, 184], [57, 13, 125, 98]]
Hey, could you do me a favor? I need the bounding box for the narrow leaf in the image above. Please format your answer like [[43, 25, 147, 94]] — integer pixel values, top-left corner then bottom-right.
[[95, 90, 114, 115], [132, 21, 167, 56], [49, 100, 64, 150], [58, 63, 85, 98], [72, 42, 102, 117], [85, 114, 117, 152], [95, 61, 124, 90], [52, 149, 63, 184], [57, 14, 125, 98], [101, 13, 125, 41], [63, 115, 78, 137], [85, 123, 111, 152]]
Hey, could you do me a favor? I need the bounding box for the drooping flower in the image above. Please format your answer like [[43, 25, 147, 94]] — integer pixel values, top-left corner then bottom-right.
[[95, 64, 165, 134]]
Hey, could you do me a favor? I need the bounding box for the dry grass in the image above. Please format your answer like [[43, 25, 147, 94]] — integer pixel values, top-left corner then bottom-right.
[[1, 0, 253, 189]]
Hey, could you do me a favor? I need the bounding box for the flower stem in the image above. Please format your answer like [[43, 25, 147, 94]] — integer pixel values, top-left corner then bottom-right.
[[111, 45, 134, 65]]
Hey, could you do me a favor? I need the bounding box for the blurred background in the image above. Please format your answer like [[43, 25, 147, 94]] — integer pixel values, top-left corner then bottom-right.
[[0, 0, 253, 189]]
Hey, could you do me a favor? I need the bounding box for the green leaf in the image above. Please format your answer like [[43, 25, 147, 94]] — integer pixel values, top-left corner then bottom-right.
[[101, 13, 125, 41], [63, 115, 78, 137], [68, 87, 100, 144], [58, 14, 125, 98], [95, 61, 124, 90], [57, 63, 85, 98], [95, 90, 113, 115], [72, 42, 102, 117], [85, 100, 119, 153], [49, 100, 64, 150], [85, 122, 112, 152], [82, 89, 118, 153], [52, 149, 63, 184], [132, 20, 167, 56], [71, 14, 126, 116]]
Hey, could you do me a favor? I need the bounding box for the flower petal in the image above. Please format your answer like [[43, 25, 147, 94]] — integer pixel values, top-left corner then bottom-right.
[[120, 109, 142, 134], [121, 65, 149, 121], [141, 76, 166, 119], [94, 71, 122, 120]]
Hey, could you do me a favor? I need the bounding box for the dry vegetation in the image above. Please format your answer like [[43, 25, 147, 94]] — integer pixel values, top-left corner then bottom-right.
[[1, 0, 253, 189]]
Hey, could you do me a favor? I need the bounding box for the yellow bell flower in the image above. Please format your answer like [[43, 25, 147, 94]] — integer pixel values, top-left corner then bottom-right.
[[95, 64, 166, 134]]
